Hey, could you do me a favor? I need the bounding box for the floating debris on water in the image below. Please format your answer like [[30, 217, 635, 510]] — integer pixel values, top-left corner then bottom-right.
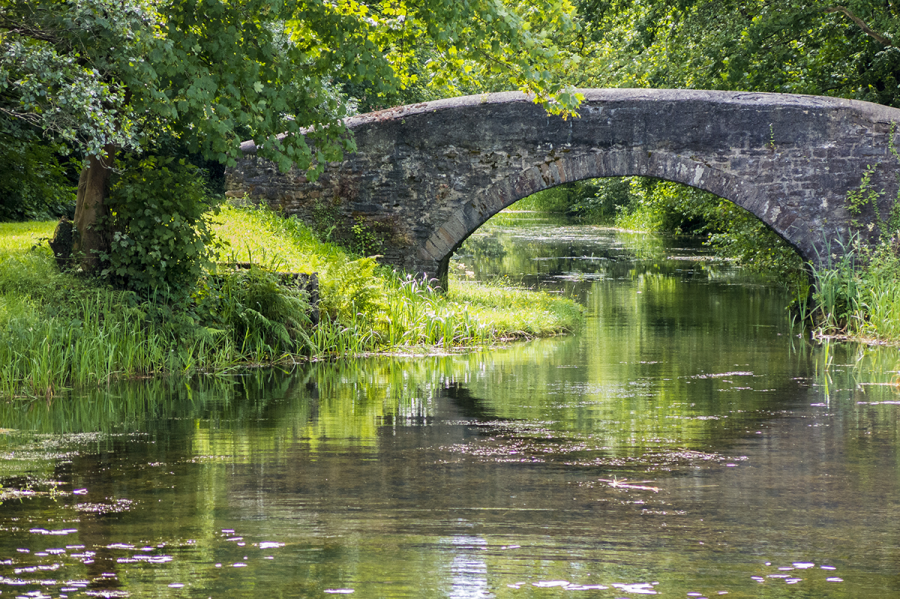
[[598, 478, 660, 493], [611, 582, 657, 594], [258, 542, 284, 549], [76, 500, 133, 514], [532, 580, 569, 588]]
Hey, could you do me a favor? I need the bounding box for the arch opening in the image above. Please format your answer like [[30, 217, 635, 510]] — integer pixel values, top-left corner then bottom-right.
[[429, 150, 808, 288]]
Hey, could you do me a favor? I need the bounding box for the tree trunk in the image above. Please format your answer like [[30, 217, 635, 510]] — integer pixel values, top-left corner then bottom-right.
[[73, 144, 115, 274]]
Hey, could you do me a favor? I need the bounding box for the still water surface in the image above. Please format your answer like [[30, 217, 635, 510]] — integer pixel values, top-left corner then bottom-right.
[[3, 214, 900, 598]]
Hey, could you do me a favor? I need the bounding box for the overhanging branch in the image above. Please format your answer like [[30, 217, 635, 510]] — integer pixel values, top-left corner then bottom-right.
[[825, 6, 895, 48]]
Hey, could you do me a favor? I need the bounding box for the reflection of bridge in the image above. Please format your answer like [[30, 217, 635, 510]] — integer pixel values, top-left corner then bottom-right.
[[226, 89, 900, 286]]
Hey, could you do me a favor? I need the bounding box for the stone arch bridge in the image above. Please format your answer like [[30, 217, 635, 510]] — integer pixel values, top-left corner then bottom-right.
[[226, 89, 900, 286]]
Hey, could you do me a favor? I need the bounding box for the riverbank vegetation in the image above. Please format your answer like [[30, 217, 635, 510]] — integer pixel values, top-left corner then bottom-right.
[[557, 0, 900, 344], [518, 172, 900, 346], [1, 0, 588, 399], [0, 205, 582, 399], [3, 0, 900, 373], [808, 237, 900, 344]]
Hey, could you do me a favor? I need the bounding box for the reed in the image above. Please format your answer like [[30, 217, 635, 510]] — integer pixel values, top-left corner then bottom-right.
[[808, 234, 900, 344]]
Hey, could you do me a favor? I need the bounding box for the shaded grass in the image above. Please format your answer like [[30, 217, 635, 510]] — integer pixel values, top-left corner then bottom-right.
[[0, 206, 583, 397]]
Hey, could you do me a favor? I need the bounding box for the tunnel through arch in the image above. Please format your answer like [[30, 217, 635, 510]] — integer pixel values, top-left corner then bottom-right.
[[428, 152, 798, 287]]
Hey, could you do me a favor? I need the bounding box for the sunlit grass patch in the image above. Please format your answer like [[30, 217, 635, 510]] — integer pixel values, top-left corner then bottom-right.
[[0, 221, 56, 254], [211, 205, 350, 276], [211, 205, 584, 351], [449, 279, 583, 339]]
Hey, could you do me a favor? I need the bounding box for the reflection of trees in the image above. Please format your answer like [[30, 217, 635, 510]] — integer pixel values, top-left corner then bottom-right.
[[10, 214, 900, 597], [441, 382, 496, 420], [456, 231, 506, 261], [452, 215, 740, 303]]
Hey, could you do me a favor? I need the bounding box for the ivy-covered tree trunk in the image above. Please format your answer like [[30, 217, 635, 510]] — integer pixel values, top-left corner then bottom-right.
[[73, 144, 115, 273]]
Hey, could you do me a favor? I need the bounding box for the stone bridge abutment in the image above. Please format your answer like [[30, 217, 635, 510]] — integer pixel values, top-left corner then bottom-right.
[[226, 89, 900, 286]]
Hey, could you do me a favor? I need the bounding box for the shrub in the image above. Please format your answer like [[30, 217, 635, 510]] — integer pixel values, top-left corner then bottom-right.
[[197, 265, 314, 359], [100, 155, 222, 298]]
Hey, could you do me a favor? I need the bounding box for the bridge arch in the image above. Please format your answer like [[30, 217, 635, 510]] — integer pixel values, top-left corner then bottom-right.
[[428, 149, 766, 280], [226, 89, 900, 286]]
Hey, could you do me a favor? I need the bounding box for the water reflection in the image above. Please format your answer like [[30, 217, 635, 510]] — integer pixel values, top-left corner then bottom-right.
[[3, 215, 900, 597]]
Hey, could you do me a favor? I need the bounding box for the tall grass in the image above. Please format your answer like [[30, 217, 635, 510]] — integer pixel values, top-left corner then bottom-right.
[[809, 234, 900, 343], [0, 206, 583, 397], [0, 229, 229, 397]]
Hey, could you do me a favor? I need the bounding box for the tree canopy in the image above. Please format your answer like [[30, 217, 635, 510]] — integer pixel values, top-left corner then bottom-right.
[[2, 0, 582, 171], [1, 0, 581, 270], [4, 0, 899, 284], [568, 0, 900, 107]]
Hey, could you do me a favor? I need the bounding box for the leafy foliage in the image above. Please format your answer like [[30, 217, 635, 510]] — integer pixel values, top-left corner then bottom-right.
[[2, 0, 584, 285], [618, 179, 807, 286], [566, 178, 632, 222], [0, 131, 75, 221], [2, 0, 582, 173], [197, 266, 314, 359], [319, 256, 385, 324], [568, 0, 900, 108], [847, 164, 886, 230], [511, 179, 633, 223], [100, 156, 221, 297], [846, 123, 900, 240]]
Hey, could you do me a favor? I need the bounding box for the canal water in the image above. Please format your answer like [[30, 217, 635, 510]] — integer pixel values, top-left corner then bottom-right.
[[3, 213, 900, 598]]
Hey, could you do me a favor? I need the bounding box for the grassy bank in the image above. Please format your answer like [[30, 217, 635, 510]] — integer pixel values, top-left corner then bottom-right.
[[0, 206, 582, 399]]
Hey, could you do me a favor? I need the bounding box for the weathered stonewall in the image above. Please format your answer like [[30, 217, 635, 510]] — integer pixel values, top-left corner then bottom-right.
[[226, 89, 900, 287]]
